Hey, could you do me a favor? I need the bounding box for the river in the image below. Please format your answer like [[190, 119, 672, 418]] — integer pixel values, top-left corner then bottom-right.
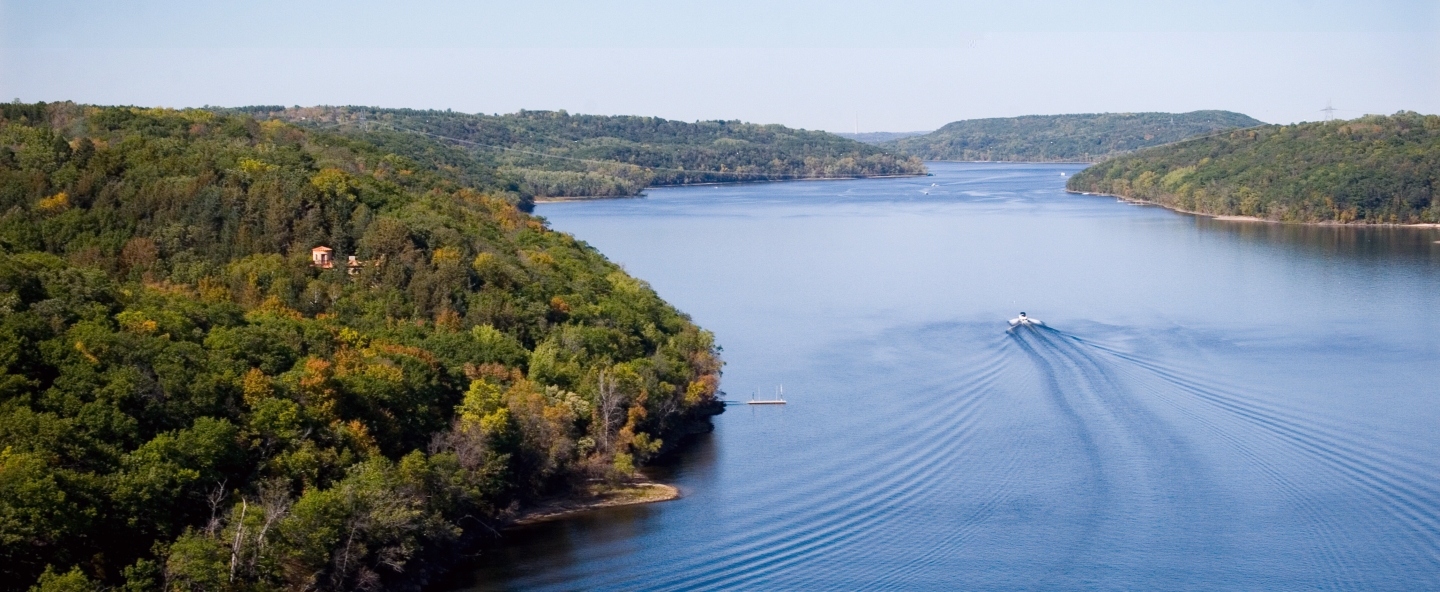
[[454, 162, 1440, 590]]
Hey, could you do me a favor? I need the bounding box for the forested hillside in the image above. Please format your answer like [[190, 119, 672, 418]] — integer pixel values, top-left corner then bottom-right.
[[229, 106, 926, 201], [1067, 112, 1440, 224], [0, 102, 722, 591], [886, 111, 1263, 162]]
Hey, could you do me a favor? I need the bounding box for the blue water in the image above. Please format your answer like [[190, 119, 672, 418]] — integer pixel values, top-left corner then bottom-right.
[[457, 162, 1440, 590]]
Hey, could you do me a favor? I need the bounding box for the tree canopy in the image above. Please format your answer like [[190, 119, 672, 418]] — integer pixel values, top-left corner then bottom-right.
[[0, 101, 722, 591], [885, 111, 1264, 162], [1067, 112, 1440, 224]]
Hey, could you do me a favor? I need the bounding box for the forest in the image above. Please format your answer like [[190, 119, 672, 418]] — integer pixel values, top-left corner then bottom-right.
[[225, 106, 927, 202], [885, 111, 1263, 162], [1066, 112, 1440, 224], [0, 101, 723, 591]]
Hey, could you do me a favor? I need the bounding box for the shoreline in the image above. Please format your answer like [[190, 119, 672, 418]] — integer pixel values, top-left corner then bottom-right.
[[925, 159, 1097, 164], [509, 479, 680, 526], [533, 172, 929, 203], [1067, 190, 1440, 228], [499, 405, 720, 526]]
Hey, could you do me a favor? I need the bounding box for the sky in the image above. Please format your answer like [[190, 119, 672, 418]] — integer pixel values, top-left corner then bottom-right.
[[2, 0, 1437, 132]]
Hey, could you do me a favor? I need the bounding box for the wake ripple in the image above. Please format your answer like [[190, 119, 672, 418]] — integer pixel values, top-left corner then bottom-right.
[[634, 336, 1018, 590], [1050, 327, 1440, 586]]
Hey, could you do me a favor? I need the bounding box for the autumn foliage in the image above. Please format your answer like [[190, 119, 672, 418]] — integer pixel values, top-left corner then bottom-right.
[[0, 102, 722, 591]]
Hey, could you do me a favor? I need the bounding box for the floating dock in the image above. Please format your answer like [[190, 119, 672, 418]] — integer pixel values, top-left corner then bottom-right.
[[747, 385, 787, 405]]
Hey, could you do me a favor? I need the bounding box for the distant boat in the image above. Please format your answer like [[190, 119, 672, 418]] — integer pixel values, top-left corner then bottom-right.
[[749, 385, 787, 405], [1008, 312, 1044, 327]]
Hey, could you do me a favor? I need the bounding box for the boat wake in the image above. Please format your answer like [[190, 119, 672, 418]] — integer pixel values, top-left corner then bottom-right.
[[1006, 322, 1440, 588]]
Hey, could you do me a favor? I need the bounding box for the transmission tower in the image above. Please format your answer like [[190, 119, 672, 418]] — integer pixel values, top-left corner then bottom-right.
[[1321, 100, 1337, 121]]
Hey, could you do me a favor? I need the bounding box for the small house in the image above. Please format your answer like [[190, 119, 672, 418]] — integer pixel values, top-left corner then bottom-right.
[[311, 246, 334, 268]]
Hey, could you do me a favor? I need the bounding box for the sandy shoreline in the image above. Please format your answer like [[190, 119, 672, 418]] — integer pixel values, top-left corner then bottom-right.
[[1068, 190, 1440, 228], [510, 480, 680, 526]]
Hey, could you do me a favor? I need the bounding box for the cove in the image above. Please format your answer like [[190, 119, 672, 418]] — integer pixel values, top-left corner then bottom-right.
[[451, 162, 1440, 590]]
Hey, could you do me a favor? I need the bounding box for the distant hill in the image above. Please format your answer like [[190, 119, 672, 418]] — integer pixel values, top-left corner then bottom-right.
[[885, 111, 1264, 162], [834, 131, 932, 144], [1067, 112, 1440, 224], [227, 107, 925, 204]]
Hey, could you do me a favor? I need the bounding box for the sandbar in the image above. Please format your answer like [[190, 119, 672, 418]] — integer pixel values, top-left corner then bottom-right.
[[512, 480, 680, 526]]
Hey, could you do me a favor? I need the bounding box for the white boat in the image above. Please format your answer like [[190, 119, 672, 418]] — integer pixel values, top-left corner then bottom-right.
[[1008, 312, 1043, 327]]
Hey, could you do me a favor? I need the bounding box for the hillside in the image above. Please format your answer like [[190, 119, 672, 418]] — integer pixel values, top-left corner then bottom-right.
[[833, 131, 931, 144], [0, 102, 722, 591], [1067, 112, 1440, 224], [228, 107, 927, 203], [885, 111, 1264, 162]]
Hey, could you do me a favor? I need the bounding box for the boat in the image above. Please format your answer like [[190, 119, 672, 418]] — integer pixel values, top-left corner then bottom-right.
[[1008, 312, 1044, 327], [749, 385, 787, 405]]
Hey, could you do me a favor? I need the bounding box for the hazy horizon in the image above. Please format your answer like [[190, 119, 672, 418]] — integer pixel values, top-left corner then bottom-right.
[[2, 1, 1437, 132]]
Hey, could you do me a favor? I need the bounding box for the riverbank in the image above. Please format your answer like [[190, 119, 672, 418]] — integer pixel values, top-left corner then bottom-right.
[[533, 173, 931, 203], [511, 479, 680, 526], [1068, 190, 1440, 228]]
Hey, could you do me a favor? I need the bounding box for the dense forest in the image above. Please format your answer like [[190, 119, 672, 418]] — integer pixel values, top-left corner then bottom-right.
[[1067, 112, 1440, 224], [0, 101, 723, 591], [885, 111, 1264, 162], [225, 107, 927, 201]]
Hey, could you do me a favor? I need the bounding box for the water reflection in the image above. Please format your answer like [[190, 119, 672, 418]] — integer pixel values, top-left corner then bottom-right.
[[1192, 215, 1440, 264]]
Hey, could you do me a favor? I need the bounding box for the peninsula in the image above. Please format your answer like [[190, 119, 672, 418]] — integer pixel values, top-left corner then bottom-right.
[[226, 106, 927, 206]]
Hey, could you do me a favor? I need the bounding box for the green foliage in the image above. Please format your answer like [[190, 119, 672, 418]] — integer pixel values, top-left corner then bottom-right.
[[27, 566, 93, 592], [0, 102, 724, 591], [225, 106, 927, 199], [112, 418, 243, 537], [887, 111, 1264, 162], [1067, 112, 1440, 223]]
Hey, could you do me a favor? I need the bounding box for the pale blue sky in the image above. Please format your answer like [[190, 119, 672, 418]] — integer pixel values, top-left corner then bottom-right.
[[2, 1, 1437, 131]]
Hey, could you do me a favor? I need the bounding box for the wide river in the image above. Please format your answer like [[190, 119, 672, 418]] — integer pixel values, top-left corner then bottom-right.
[[459, 162, 1440, 590]]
